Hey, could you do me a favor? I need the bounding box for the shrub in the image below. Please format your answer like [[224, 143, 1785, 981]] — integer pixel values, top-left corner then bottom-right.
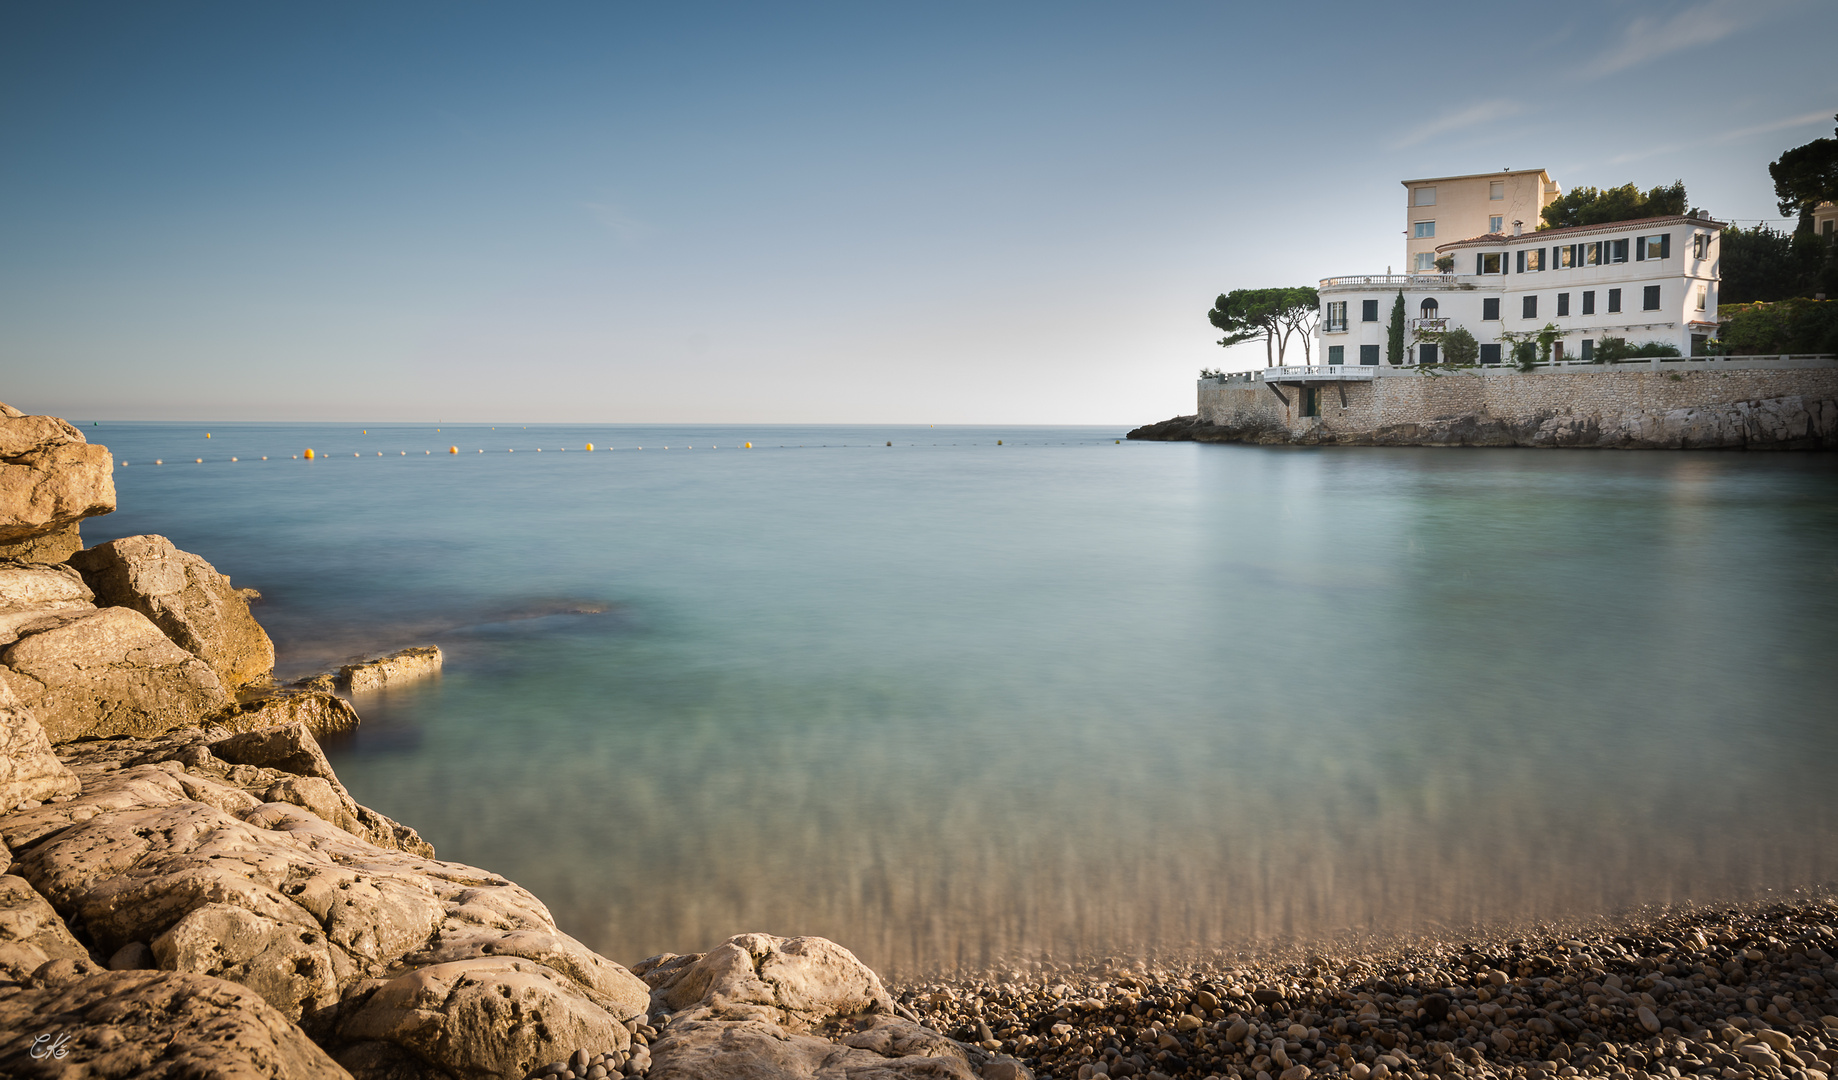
[[1439, 327, 1480, 365], [1718, 298, 1838, 355], [1596, 336, 1682, 362]]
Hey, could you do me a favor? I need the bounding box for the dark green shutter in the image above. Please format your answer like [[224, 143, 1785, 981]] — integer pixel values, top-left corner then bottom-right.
[[1660, 234, 1671, 258], [1476, 254, 1483, 275], [1516, 250, 1525, 273], [1636, 237, 1645, 261]]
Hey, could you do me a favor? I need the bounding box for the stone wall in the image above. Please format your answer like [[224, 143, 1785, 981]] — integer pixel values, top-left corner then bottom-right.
[[1175, 368, 1838, 449]]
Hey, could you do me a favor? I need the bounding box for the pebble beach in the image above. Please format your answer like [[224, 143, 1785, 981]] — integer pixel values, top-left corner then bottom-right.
[[889, 894, 1838, 1080]]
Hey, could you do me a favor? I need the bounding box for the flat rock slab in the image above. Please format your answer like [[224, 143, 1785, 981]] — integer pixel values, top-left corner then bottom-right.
[[0, 969, 352, 1079], [1, 605, 228, 742], [340, 646, 442, 693], [70, 533, 275, 692]]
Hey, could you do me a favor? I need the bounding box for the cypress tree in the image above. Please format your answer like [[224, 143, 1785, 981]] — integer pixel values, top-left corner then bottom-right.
[[1387, 291, 1407, 365]]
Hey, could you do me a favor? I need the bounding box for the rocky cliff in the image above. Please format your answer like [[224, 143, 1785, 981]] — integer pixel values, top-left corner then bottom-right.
[[0, 403, 1032, 1080]]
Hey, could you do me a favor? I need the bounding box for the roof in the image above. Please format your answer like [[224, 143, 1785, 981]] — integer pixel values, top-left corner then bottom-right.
[[1401, 168, 1551, 187], [1435, 214, 1727, 252]]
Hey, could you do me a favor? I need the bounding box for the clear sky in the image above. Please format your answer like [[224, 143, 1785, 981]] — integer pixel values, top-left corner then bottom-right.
[[3, 1, 1831, 423]]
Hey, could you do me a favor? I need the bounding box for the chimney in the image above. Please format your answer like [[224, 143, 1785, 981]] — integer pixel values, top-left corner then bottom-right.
[[1512, 220, 1523, 236]]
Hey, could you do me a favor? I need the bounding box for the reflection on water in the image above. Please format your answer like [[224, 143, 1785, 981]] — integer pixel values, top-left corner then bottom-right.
[[91, 424, 1838, 976]]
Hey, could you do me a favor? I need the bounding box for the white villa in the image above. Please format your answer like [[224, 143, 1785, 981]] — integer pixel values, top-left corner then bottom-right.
[[1315, 170, 1724, 366]]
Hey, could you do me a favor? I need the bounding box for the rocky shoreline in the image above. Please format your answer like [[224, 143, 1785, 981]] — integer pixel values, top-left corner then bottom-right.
[[1, 401, 1834, 1079]]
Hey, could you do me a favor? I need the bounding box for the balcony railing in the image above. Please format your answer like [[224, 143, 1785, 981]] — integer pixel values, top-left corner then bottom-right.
[[1412, 318, 1448, 331], [1318, 273, 1481, 290]]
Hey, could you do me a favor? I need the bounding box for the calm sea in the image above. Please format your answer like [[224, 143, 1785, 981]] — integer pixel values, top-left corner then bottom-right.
[[85, 422, 1838, 976]]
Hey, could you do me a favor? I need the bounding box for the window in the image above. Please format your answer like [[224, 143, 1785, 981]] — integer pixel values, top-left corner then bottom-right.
[[1489, 180, 1505, 200], [1696, 286, 1706, 311], [1607, 239, 1629, 264], [1362, 299, 1379, 322], [1300, 386, 1319, 417], [1523, 295, 1538, 319], [1414, 186, 1436, 206], [1325, 301, 1348, 332], [1489, 215, 1503, 233], [1582, 290, 1595, 315], [1555, 246, 1574, 269], [1414, 252, 1437, 271], [1584, 242, 1600, 266], [1692, 233, 1708, 259], [1359, 344, 1380, 365], [1557, 292, 1570, 316], [1581, 339, 1594, 361], [1419, 343, 1438, 364], [1482, 297, 1501, 320], [1414, 221, 1436, 238], [1643, 284, 1661, 311], [1480, 343, 1502, 364], [1328, 345, 1345, 365], [1517, 248, 1544, 272], [1607, 288, 1622, 313], [1478, 252, 1504, 274], [1420, 298, 1439, 318], [1636, 234, 1669, 261]]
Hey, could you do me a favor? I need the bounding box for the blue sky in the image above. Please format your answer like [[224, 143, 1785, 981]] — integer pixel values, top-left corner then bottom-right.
[[3, 1, 1831, 423]]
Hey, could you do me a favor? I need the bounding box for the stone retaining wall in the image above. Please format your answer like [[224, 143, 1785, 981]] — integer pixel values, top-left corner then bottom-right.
[[1183, 368, 1838, 449]]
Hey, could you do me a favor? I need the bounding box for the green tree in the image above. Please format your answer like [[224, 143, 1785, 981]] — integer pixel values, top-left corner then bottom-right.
[[1386, 292, 1406, 365], [1207, 286, 1321, 366], [1539, 181, 1687, 229], [1769, 114, 1838, 227], [1439, 327, 1479, 365]]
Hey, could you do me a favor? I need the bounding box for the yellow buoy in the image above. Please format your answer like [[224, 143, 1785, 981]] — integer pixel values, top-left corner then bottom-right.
[[155, 459, 163, 465], [449, 447, 458, 454], [744, 442, 752, 448], [353, 452, 359, 457], [585, 443, 595, 451], [262, 456, 268, 460], [231, 457, 238, 462], [304, 449, 316, 459], [205, 433, 211, 438], [195, 458, 202, 463], [996, 439, 1002, 445]]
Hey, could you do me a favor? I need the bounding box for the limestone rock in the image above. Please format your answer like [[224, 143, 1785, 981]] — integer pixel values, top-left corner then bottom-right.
[[5, 727, 647, 1076], [0, 873, 91, 982], [0, 605, 228, 742], [0, 523, 83, 563], [340, 645, 443, 693], [0, 969, 352, 1079], [214, 687, 362, 739], [69, 533, 275, 691], [0, 404, 115, 551], [0, 559, 97, 648], [641, 933, 895, 1031], [341, 956, 635, 1080], [0, 675, 79, 806]]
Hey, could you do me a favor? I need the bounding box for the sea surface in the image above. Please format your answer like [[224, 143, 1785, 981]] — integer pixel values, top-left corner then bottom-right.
[[84, 422, 1838, 976]]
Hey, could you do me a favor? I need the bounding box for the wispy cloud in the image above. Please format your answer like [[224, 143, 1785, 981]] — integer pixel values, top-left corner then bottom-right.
[[1588, 0, 1760, 78], [1393, 100, 1521, 149], [584, 200, 650, 244], [1608, 108, 1832, 164]]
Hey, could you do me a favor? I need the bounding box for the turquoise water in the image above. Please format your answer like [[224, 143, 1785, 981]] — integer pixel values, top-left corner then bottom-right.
[[87, 423, 1838, 975]]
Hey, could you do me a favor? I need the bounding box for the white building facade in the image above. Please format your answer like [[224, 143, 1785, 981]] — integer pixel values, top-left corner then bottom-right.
[[1318, 214, 1723, 366]]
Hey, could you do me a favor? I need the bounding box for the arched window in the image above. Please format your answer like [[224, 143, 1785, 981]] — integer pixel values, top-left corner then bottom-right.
[[1420, 298, 1440, 318]]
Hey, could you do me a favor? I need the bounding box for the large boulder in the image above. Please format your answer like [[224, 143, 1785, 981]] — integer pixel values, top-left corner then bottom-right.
[[0, 605, 228, 742], [0, 676, 79, 807], [0, 402, 114, 560], [632, 935, 1032, 1080], [69, 533, 275, 692], [0, 969, 352, 1079], [0, 873, 91, 981], [213, 688, 362, 739], [2, 726, 648, 1079]]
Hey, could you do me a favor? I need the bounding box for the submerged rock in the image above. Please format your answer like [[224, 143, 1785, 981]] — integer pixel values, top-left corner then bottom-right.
[[0, 403, 115, 561], [0, 605, 228, 742], [69, 533, 276, 692]]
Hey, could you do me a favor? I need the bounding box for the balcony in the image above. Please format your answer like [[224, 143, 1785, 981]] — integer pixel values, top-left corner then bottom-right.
[[1411, 318, 1448, 332], [1318, 273, 1480, 291]]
